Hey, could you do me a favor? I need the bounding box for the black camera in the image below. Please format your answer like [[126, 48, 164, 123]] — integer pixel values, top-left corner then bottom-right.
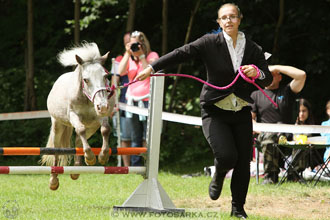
[[130, 42, 141, 52]]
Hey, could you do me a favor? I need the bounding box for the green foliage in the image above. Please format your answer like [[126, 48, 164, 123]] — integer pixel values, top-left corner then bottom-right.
[[160, 122, 213, 170], [0, 68, 25, 112], [65, 0, 120, 34], [0, 0, 330, 167]]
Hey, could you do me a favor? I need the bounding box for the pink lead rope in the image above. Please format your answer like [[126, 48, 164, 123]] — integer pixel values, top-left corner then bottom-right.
[[119, 64, 278, 108]]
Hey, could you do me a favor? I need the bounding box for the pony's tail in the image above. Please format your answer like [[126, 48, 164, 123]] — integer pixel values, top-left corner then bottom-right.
[[39, 125, 73, 166]]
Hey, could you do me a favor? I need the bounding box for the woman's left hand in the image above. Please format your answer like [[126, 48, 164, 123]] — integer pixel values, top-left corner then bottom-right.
[[241, 65, 258, 78], [135, 66, 153, 81]]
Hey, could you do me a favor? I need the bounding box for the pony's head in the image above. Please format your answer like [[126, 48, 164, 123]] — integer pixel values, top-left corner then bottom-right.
[[58, 42, 114, 116]]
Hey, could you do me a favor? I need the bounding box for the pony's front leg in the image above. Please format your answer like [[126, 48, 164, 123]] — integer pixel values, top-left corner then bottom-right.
[[70, 112, 96, 166], [70, 135, 83, 180], [50, 155, 59, 190], [70, 155, 82, 180], [98, 117, 111, 165]]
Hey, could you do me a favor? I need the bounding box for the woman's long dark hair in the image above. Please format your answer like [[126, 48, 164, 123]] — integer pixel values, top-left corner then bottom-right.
[[296, 98, 315, 125]]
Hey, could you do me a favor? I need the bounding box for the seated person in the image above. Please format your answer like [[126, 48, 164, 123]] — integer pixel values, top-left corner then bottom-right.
[[291, 98, 324, 176], [251, 65, 306, 184], [321, 100, 330, 165]]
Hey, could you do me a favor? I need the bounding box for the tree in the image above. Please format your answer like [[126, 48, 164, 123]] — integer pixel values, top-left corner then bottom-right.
[[1, 0, 330, 166], [271, 0, 284, 63], [167, 0, 201, 113], [161, 0, 168, 55], [126, 0, 136, 32], [74, 0, 80, 44], [25, 0, 36, 111]]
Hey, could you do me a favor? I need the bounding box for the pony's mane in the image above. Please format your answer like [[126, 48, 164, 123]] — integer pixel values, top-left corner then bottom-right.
[[57, 42, 101, 67]]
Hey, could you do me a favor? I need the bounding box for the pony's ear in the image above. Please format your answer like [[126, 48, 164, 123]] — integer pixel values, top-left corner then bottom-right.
[[75, 55, 84, 65], [100, 51, 110, 65]]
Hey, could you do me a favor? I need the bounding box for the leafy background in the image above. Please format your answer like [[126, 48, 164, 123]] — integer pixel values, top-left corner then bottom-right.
[[0, 0, 329, 169]]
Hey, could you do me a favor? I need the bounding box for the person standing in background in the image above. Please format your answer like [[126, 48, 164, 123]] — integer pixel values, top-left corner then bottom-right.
[[111, 32, 132, 166], [118, 31, 159, 166]]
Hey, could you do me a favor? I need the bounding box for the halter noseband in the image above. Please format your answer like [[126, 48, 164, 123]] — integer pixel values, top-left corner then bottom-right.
[[82, 68, 115, 103]]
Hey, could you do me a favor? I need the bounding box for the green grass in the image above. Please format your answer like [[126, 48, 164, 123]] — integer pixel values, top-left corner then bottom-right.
[[0, 172, 329, 220]]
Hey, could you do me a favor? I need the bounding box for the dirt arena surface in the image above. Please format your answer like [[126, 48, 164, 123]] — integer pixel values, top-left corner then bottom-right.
[[175, 188, 330, 220]]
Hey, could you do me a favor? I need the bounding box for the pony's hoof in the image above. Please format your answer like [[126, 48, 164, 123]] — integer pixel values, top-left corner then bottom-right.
[[49, 178, 59, 191], [98, 154, 109, 165], [70, 174, 80, 180], [84, 155, 96, 166]]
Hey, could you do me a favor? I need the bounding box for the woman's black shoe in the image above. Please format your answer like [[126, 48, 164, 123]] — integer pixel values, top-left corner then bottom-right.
[[230, 209, 248, 219], [208, 171, 225, 200]]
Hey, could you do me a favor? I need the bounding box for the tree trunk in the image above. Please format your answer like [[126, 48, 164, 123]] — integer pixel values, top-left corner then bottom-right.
[[167, 0, 201, 112], [272, 0, 284, 63], [74, 0, 80, 44], [161, 0, 168, 56], [126, 0, 136, 32], [160, 0, 169, 132], [25, 0, 36, 111]]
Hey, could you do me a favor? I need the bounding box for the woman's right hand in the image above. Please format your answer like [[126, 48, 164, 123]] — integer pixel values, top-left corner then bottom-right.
[[125, 42, 132, 55]]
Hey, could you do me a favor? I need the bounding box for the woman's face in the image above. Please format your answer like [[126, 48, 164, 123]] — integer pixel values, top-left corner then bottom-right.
[[266, 71, 282, 89], [299, 105, 309, 123], [217, 5, 241, 37], [130, 36, 139, 44], [130, 36, 144, 53], [327, 107, 330, 117]]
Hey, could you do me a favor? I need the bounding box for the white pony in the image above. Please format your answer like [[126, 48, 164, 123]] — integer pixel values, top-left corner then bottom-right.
[[41, 42, 115, 190]]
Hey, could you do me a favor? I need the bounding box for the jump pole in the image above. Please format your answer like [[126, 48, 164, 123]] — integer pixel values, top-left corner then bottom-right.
[[0, 147, 146, 156], [0, 166, 145, 175], [114, 74, 184, 213]]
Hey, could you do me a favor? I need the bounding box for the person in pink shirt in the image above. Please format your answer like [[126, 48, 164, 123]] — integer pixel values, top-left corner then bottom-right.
[[111, 32, 132, 167], [118, 31, 159, 166]]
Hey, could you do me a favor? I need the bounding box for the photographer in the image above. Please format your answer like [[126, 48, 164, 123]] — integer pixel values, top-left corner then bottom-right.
[[111, 32, 132, 166], [118, 31, 159, 166]]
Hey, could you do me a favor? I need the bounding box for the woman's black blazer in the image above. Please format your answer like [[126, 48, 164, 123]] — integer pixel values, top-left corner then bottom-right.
[[151, 32, 272, 107]]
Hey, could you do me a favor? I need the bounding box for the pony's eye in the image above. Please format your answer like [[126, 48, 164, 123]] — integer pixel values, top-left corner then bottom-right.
[[83, 78, 89, 84]]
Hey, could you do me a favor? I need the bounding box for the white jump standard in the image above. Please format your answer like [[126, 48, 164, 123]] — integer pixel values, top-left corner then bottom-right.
[[114, 75, 185, 213]]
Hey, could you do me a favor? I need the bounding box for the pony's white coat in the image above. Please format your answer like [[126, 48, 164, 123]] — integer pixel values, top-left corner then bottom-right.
[[41, 42, 115, 190]]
